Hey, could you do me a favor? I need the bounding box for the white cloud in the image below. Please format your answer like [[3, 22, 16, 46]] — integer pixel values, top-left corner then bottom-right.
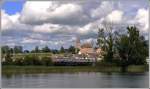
[[91, 1, 114, 18], [1, 9, 32, 34], [106, 10, 124, 23], [19, 1, 89, 25], [77, 22, 98, 35], [127, 8, 149, 32], [135, 8, 148, 32], [21, 38, 39, 44], [77, 23, 93, 35], [19, 1, 52, 24], [1, 10, 14, 30], [32, 23, 74, 35], [50, 3, 82, 18], [33, 24, 58, 33]]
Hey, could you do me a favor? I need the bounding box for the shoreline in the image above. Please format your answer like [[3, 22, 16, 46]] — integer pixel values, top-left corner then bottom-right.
[[2, 65, 148, 75]]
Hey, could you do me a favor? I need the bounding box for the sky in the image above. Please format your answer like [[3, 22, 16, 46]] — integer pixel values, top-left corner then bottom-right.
[[1, 0, 149, 50]]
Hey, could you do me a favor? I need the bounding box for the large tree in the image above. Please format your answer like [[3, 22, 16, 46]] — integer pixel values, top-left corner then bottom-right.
[[68, 45, 76, 54], [116, 26, 148, 71], [1, 45, 10, 54], [60, 46, 65, 53], [35, 46, 39, 53], [97, 22, 117, 62], [14, 46, 23, 53], [42, 46, 51, 52]]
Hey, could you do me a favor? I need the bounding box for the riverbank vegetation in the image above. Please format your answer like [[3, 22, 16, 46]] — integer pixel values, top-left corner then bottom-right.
[[97, 24, 148, 72], [2, 65, 148, 75]]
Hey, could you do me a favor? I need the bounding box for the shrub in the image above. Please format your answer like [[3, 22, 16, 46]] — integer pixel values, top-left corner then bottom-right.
[[23, 55, 41, 65], [2, 54, 13, 65], [40, 56, 53, 66], [14, 57, 24, 66]]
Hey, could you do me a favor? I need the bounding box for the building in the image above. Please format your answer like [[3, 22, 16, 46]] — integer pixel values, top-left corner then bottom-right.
[[75, 37, 102, 57]]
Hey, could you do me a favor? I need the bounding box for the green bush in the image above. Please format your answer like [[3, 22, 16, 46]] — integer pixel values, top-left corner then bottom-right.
[[2, 54, 13, 65], [40, 56, 53, 66], [14, 57, 24, 66], [23, 55, 41, 65]]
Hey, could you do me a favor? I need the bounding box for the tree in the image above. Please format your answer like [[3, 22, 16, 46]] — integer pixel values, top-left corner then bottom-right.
[[41, 57, 53, 66], [24, 50, 30, 53], [9, 48, 14, 54], [116, 34, 130, 71], [51, 49, 59, 54], [97, 28, 106, 49], [42, 46, 51, 52], [35, 46, 39, 53], [14, 46, 23, 53], [127, 26, 148, 65], [60, 46, 65, 53], [3, 53, 13, 65], [97, 22, 117, 62], [116, 26, 148, 72], [68, 45, 76, 54], [23, 55, 40, 65], [1, 45, 10, 54]]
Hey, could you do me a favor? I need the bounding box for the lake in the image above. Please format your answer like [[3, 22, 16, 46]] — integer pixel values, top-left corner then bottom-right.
[[2, 72, 149, 88]]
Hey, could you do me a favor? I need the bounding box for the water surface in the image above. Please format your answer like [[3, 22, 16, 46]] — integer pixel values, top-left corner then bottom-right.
[[2, 72, 149, 88]]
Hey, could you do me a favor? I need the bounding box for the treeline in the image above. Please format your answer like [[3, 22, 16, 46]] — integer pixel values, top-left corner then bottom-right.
[[2, 54, 53, 66], [2, 45, 76, 54], [97, 25, 148, 72], [2, 45, 76, 66]]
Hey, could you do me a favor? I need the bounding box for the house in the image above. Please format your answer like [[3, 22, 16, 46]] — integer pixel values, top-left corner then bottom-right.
[[75, 37, 103, 58]]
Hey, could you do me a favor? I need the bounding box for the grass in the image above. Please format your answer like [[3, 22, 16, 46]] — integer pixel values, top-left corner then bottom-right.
[[11, 53, 53, 59], [2, 65, 148, 76], [127, 65, 149, 73]]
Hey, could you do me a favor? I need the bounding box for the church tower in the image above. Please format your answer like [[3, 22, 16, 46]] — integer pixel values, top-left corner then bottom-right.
[[75, 37, 81, 54], [76, 37, 81, 49]]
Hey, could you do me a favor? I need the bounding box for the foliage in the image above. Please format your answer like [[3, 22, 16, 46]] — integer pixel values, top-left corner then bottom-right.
[[42, 46, 51, 52], [13, 57, 24, 66], [2, 53, 53, 66], [97, 25, 148, 72], [60, 46, 65, 53], [97, 23, 117, 62], [2, 45, 23, 54], [2, 53, 13, 65], [40, 57, 53, 66], [116, 26, 148, 65], [68, 45, 76, 54], [23, 55, 41, 65], [2, 46, 11, 54], [14, 46, 23, 53]]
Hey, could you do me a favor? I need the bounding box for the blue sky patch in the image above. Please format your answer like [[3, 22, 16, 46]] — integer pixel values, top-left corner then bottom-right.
[[2, 0, 25, 15]]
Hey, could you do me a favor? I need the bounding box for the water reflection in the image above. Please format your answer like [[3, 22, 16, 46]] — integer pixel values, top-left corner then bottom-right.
[[2, 72, 149, 88]]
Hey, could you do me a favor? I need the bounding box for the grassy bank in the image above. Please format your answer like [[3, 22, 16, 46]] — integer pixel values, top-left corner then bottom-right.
[[2, 66, 116, 74], [2, 65, 148, 75], [127, 65, 149, 73]]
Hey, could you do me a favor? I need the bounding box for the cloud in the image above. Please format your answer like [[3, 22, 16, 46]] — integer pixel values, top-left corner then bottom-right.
[[135, 8, 148, 32], [91, 1, 114, 19], [127, 8, 148, 33], [106, 10, 124, 23], [1, 0, 148, 50], [19, 1, 51, 25], [21, 38, 39, 44], [1, 10, 33, 37], [1, 10, 14, 30], [19, 1, 90, 26], [33, 23, 72, 35]]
